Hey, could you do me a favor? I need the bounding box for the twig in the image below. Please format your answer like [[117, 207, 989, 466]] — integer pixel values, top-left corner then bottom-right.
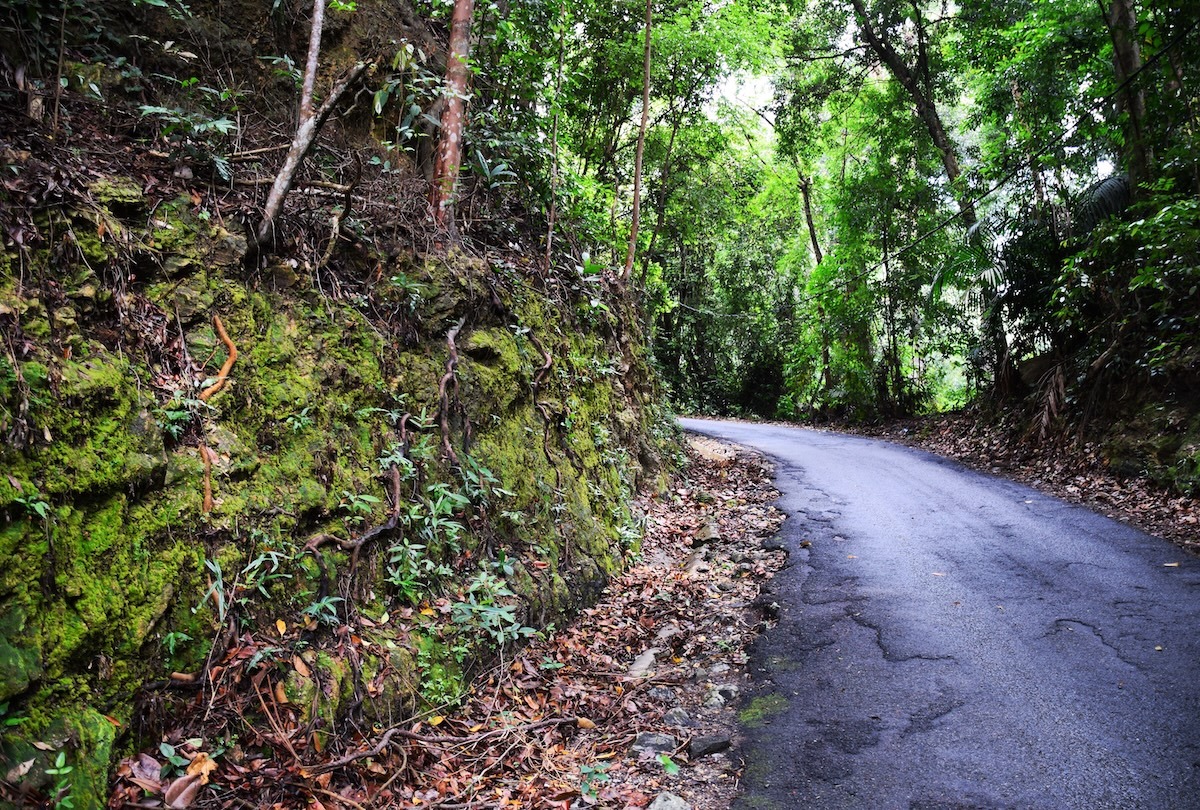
[[310, 716, 579, 774]]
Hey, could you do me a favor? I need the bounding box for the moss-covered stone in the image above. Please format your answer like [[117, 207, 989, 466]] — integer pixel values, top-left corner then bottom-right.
[[0, 171, 672, 804]]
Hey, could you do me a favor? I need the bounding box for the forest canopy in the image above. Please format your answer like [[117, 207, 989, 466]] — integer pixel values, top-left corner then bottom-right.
[[2, 0, 1198, 424]]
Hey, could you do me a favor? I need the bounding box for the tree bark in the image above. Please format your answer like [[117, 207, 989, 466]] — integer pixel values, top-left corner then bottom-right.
[[849, 0, 975, 226], [1103, 0, 1151, 188], [255, 0, 368, 252], [622, 0, 653, 282], [430, 0, 476, 238]]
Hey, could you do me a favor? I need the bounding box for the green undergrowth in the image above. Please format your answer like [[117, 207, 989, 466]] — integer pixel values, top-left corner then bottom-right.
[[0, 180, 671, 807]]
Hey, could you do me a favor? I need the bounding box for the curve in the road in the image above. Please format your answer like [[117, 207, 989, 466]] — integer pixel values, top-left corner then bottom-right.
[[679, 418, 1200, 810]]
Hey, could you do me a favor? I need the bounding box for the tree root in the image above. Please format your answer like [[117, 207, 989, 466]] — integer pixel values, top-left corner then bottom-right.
[[303, 458, 404, 574], [199, 314, 238, 513], [528, 333, 561, 490], [438, 315, 468, 465]]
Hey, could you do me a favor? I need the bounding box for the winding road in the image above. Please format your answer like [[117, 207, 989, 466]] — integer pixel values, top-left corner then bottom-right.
[[679, 418, 1200, 810]]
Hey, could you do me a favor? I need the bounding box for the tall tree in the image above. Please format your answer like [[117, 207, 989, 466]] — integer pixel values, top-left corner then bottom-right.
[[623, 0, 653, 281], [430, 0, 476, 236]]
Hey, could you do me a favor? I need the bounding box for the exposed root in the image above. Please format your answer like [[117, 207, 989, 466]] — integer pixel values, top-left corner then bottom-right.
[[198, 314, 238, 513], [528, 333, 561, 489], [201, 444, 216, 513], [199, 315, 238, 402], [438, 315, 468, 465]]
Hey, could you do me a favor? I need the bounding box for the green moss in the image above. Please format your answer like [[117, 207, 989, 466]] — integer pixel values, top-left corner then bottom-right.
[[1, 189, 669, 799], [738, 694, 789, 729]]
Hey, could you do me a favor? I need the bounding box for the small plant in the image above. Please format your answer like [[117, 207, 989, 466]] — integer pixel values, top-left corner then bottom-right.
[[657, 753, 680, 775], [339, 490, 381, 526], [158, 741, 191, 772], [153, 390, 209, 441], [0, 701, 27, 727], [579, 761, 610, 800], [450, 570, 536, 647], [239, 548, 293, 600], [13, 492, 50, 521], [301, 595, 344, 627], [161, 631, 193, 656], [245, 645, 281, 670], [45, 751, 74, 810], [285, 406, 313, 433], [196, 558, 228, 623]]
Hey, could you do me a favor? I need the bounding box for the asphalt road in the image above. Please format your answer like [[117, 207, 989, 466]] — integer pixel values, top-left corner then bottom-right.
[[679, 418, 1200, 810]]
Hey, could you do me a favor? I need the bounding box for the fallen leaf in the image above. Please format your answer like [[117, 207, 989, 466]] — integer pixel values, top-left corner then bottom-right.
[[276, 619, 287, 636], [576, 717, 596, 729], [5, 759, 34, 782], [32, 741, 54, 751], [429, 715, 445, 726], [274, 680, 289, 704], [293, 655, 311, 678], [163, 774, 203, 808], [185, 752, 218, 785]]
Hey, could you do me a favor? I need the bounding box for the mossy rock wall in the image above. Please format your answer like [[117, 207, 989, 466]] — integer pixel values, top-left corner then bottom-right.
[[0, 180, 669, 806]]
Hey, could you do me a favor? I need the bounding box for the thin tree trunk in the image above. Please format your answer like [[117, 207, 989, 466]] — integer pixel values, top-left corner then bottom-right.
[[638, 108, 681, 287], [849, 0, 974, 225], [1103, 0, 1151, 188], [430, 0, 476, 237], [797, 171, 832, 398], [799, 173, 823, 264], [544, 2, 567, 270], [623, 0, 653, 282]]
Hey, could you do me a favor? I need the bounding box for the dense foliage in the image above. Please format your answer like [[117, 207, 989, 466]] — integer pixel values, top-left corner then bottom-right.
[[2, 0, 1197, 414]]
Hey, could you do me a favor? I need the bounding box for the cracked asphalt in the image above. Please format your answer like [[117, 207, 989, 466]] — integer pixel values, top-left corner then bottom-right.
[[679, 419, 1200, 810]]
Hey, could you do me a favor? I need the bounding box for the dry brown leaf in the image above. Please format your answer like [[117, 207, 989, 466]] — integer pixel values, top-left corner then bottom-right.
[[163, 774, 203, 808], [293, 655, 311, 677], [185, 752, 217, 784]]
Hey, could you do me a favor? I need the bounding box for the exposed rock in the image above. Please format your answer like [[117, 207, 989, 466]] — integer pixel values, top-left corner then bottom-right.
[[631, 732, 677, 755], [693, 521, 721, 545], [647, 686, 678, 705], [662, 707, 694, 728], [628, 647, 659, 678], [689, 733, 732, 759], [648, 792, 692, 810], [762, 535, 788, 552]]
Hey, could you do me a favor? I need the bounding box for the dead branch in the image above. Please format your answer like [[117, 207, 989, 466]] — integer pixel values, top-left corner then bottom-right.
[[254, 0, 372, 254], [310, 716, 579, 774]]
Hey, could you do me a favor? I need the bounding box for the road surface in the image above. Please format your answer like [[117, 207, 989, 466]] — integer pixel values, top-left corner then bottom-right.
[[679, 418, 1200, 810]]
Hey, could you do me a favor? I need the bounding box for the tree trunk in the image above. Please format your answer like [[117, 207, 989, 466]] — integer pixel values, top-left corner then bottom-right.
[[254, 0, 368, 253], [430, 0, 476, 238], [849, 0, 974, 225], [622, 0, 653, 282], [1104, 0, 1151, 188]]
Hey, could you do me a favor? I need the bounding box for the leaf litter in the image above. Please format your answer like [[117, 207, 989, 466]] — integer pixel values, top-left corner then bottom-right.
[[107, 435, 787, 809]]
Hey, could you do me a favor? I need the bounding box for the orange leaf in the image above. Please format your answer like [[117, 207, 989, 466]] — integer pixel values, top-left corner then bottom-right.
[[293, 655, 311, 678], [276, 619, 287, 636], [185, 752, 218, 785], [576, 717, 596, 729]]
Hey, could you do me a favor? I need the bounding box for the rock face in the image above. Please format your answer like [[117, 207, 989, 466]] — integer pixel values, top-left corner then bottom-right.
[[648, 792, 692, 810], [0, 184, 668, 805]]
